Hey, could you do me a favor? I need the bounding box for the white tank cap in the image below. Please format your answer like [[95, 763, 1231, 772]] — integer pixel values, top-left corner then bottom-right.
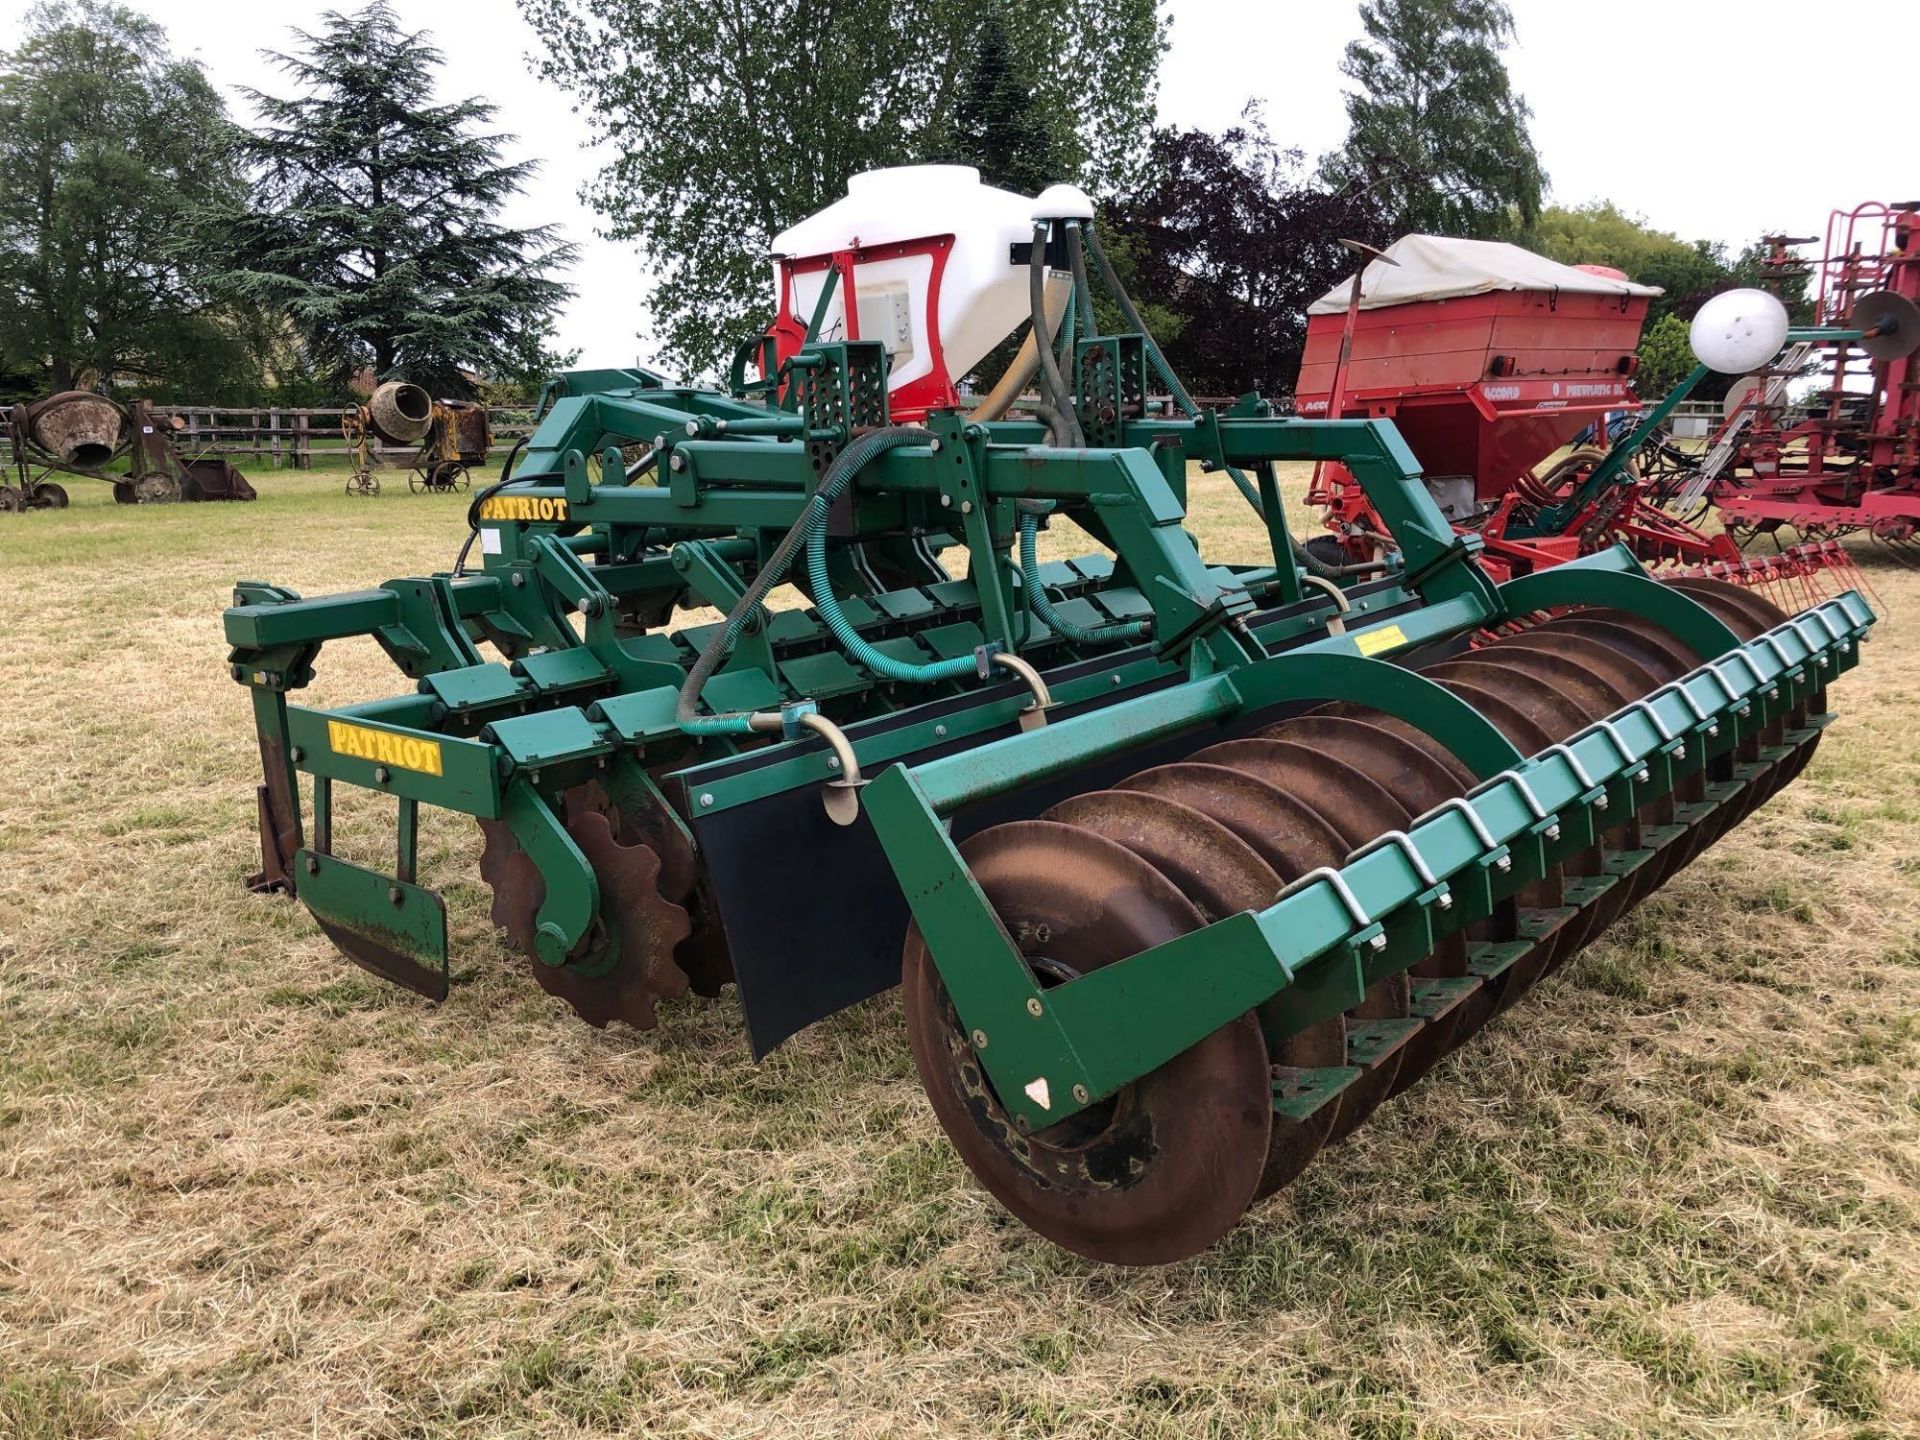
[[1689, 288, 1791, 375], [1031, 183, 1095, 221]]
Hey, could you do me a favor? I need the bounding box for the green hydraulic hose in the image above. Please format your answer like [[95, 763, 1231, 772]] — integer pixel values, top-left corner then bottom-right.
[[806, 521, 982, 684], [1018, 506, 1149, 646], [676, 426, 928, 735]]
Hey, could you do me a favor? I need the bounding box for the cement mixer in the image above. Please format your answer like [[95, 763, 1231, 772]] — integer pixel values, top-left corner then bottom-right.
[[2, 391, 255, 510], [341, 381, 435, 497]]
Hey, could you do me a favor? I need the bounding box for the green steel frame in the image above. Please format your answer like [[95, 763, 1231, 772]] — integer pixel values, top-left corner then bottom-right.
[[225, 334, 1874, 1134]]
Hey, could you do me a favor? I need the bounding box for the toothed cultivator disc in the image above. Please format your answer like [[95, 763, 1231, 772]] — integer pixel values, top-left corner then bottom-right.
[[478, 784, 698, 1030]]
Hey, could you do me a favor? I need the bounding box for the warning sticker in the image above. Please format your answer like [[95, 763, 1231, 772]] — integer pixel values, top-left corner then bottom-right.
[[1354, 624, 1408, 657]]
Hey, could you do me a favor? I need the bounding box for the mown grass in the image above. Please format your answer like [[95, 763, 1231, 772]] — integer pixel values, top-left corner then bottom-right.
[[1, 469, 1917, 1437]]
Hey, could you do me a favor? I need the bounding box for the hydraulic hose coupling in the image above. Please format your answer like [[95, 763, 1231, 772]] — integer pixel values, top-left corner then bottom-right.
[[779, 700, 867, 828], [976, 644, 1054, 732]]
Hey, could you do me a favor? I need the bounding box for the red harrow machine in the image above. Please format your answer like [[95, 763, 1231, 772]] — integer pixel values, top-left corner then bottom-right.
[[1656, 201, 1920, 569], [222, 169, 1874, 1263], [1298, 236, 1886, 612]]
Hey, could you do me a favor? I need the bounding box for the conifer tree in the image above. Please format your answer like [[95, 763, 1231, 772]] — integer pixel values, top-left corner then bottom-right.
[[211, 2, 575, 394]]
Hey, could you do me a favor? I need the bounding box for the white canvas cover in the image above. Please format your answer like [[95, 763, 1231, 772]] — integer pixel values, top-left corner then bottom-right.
[[1307, 234, 1662, 314]]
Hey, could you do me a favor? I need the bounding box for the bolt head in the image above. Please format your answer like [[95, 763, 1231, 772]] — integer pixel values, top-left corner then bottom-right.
[[960, 500, 974, 514], [374, 765, 391, 784], [1595, 795, 1609, 811], [388, 885, 403, 906], [1071, 1084, 1090, 1105], [699, 792, 714, 808], [1025, 997, 1043, 1017], [971, 1029, 989, 1049], [826, 756, 840, 771], [304, 854, 320, 875], [1546, 823, 1561, 841], [939, 494, 951, 507], [289, 746, 304, 763], [1708, 723, 1720, 737], [1496, 855, 1512, 872], [934, 724, 948, 738], [1368, 933, 1388, 952], [1437, 893, 1453, 910]]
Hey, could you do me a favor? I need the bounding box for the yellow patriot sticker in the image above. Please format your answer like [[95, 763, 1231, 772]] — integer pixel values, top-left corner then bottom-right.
[[326, 720, 444, 776], [478, 494, 569, 523], [1353, 623, 1408, 657]]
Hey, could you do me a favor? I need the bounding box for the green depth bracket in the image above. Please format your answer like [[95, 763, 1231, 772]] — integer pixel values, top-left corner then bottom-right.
[[295, 849, 449, 1000]]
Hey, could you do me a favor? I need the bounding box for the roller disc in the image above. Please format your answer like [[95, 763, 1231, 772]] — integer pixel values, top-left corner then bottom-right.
[[1043, 790, 1346, 1198], [1460, 634, 1663, 965], [1257, 714, 1480, 1096], [1256, 714, 1462, 815], [1665, 579, 1820, 792], [1110, 761, 1342, 881], [902, 822, 1272, 1265], [1177, 740, 1413, 1140]]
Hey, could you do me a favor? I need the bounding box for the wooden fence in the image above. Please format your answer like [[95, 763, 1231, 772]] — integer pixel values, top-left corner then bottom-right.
[[1, 404, 540, 470], [148, 406, 539, 468]]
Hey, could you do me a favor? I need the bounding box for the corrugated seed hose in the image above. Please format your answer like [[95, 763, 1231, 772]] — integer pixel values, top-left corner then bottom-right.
[[1017, 503, 1149, 645], [966, 274, 1071, 423]]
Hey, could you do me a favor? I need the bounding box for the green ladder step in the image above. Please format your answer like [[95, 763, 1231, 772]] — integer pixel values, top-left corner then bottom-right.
[[1562, 874, 1620, 906], [1467, 939, 1533, 980], [1602, 847, 1654, 879], [1516, 905, 1577, 944], [1272, 1065, 1361, 1121], [1409, 975, 1482, 1022], [1346, 1018, 1423, 1069]]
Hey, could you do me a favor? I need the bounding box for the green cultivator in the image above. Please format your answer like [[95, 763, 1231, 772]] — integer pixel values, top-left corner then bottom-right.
[[224, 175, 1873, 1263]]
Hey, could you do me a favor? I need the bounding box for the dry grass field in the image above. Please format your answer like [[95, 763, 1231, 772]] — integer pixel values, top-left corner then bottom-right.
[[2, 465, 1918, 1439]]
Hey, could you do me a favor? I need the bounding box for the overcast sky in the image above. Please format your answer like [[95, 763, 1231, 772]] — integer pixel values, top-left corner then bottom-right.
[[7, 0, 1914, 371]]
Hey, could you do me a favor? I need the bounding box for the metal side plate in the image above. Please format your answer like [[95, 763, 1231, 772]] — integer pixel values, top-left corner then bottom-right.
[[296, 850, 449, 1000]]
